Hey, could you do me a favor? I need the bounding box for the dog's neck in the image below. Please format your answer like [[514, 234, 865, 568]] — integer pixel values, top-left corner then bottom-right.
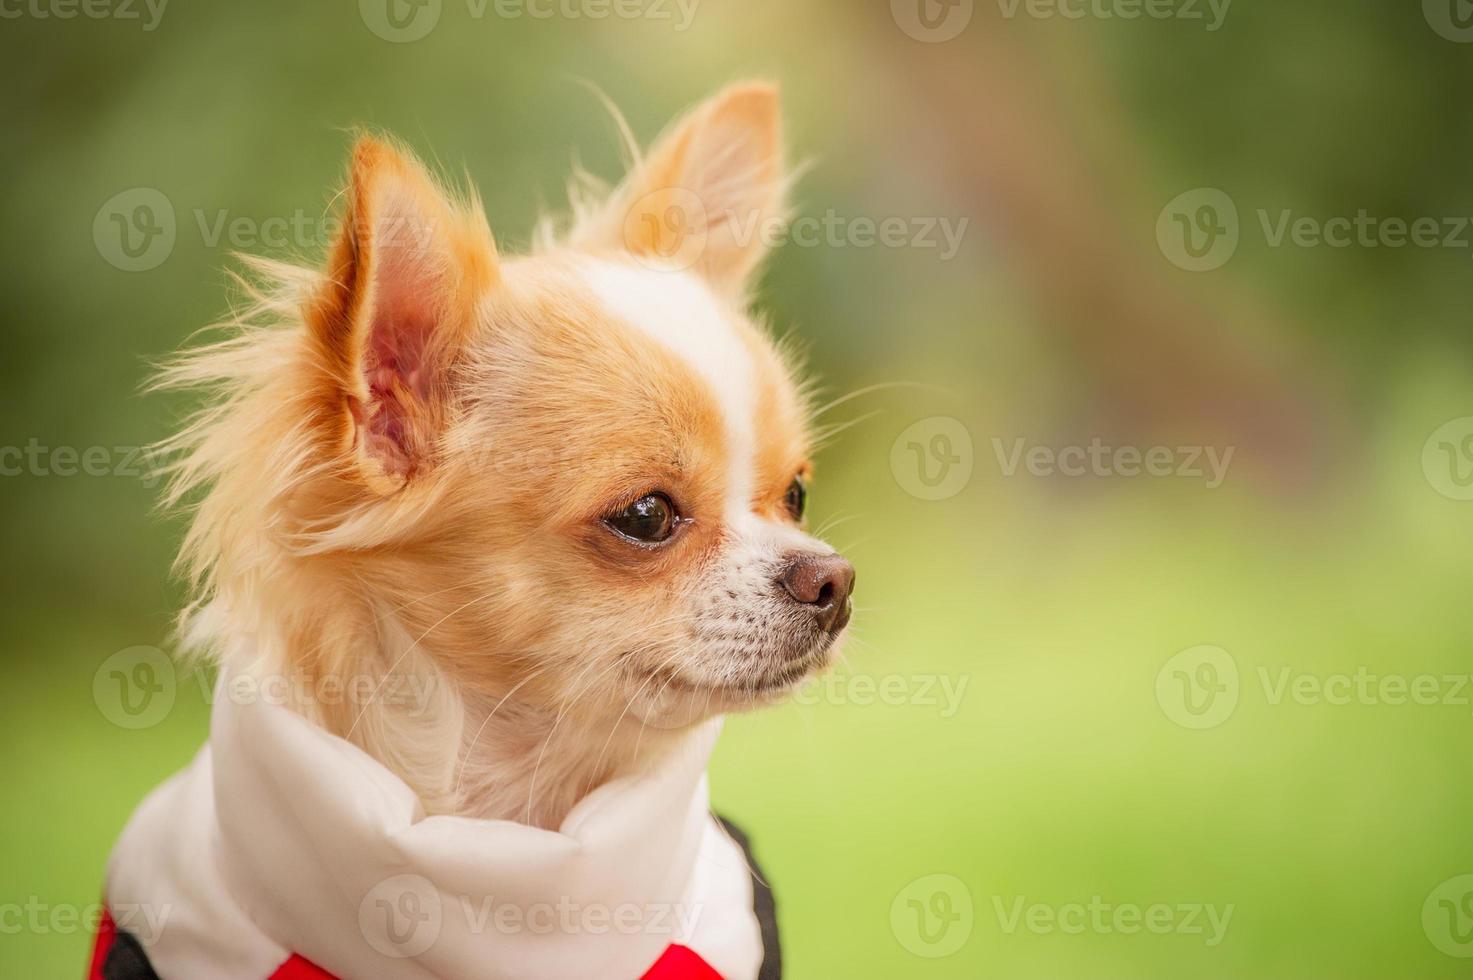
[[249, 608, 683, 831], [203, 590, 690, 830], [449, 694, 678, 828]]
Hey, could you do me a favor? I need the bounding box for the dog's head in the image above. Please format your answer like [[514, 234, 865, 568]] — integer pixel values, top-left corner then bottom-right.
[[270, 83, 852, 731]]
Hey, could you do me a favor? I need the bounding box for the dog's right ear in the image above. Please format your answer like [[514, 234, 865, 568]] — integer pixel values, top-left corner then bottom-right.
[[309, 136, 498, 495], [571, 82, 788, 298]]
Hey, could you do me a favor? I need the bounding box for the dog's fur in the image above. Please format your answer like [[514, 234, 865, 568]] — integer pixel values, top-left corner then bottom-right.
[[154, 83, 850, 830]]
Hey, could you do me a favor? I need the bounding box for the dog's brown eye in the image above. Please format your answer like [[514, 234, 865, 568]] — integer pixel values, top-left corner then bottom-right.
[[783, 476, 807, 521], [605, 493, 677, 544]]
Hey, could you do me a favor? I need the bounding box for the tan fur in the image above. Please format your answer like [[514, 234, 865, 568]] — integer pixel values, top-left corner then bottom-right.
[[155, 83, 845, 829]]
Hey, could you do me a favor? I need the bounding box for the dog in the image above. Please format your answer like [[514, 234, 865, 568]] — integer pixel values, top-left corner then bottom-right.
[[93, 82, 853, 980]]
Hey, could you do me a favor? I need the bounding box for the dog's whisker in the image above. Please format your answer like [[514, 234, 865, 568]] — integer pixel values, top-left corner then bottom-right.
[[810, 512, 863, 539], [585, 638, 695, 798], [377, 580, 492, 622], [345, 589, 498, 742], [809, 380, 949, 419], [828, 535, 873, 555], [454, 668, 548, 801], [633, 664, 689, 766], [522, 651, 628, 824], [811, 408, 884, 443]]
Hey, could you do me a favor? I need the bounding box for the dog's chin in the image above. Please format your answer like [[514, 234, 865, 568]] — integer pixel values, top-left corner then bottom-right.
[[623, 632, 844, 729]]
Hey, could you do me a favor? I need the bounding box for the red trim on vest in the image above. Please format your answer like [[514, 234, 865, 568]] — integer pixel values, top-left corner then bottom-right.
[[87, 906, 724, 980], [88, 907, 116, 980], [269, 954, 337, 979], [259, 944, 725, 980], [640, 943, 725, 980]]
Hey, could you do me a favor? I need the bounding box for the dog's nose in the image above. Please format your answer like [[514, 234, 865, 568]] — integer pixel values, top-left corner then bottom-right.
[[778, 554, 855, 633]]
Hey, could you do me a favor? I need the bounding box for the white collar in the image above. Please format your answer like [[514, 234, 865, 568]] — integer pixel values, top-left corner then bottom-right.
[[107, 678, 762, 979]]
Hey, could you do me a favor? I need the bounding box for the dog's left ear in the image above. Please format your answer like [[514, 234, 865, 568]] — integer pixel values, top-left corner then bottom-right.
[[310, 136, 498, 494], [575, 82, 788, 296]]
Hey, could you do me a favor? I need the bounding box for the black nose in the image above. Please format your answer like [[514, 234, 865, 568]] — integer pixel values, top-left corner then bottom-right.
[[778, 554, 856, 633]]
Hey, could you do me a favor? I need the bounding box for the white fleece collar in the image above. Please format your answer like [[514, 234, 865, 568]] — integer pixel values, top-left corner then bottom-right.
[[106, 679, 763, 979]]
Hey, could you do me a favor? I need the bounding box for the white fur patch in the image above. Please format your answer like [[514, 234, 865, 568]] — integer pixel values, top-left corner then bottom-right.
[[580, 259, 756, 520]]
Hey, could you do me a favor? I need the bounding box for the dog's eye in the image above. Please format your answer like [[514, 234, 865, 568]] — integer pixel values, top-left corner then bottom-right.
[[605, 493, 678, 544], [783, 476, 808, 522]]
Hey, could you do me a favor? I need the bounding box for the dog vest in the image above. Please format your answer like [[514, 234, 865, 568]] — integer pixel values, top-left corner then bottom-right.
[[90, 681, 779, 979]]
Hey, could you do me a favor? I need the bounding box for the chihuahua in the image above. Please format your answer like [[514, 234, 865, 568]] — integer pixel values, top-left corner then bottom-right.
[[94, 82, 852, 980]]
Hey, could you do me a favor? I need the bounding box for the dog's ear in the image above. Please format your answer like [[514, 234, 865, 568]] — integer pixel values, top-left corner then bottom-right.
[[576, 81, 787, 296], [310, 136, 497, 494]]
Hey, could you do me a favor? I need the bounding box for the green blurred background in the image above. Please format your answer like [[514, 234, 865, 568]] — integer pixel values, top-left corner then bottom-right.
[[6, 1, 1473, 976]]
